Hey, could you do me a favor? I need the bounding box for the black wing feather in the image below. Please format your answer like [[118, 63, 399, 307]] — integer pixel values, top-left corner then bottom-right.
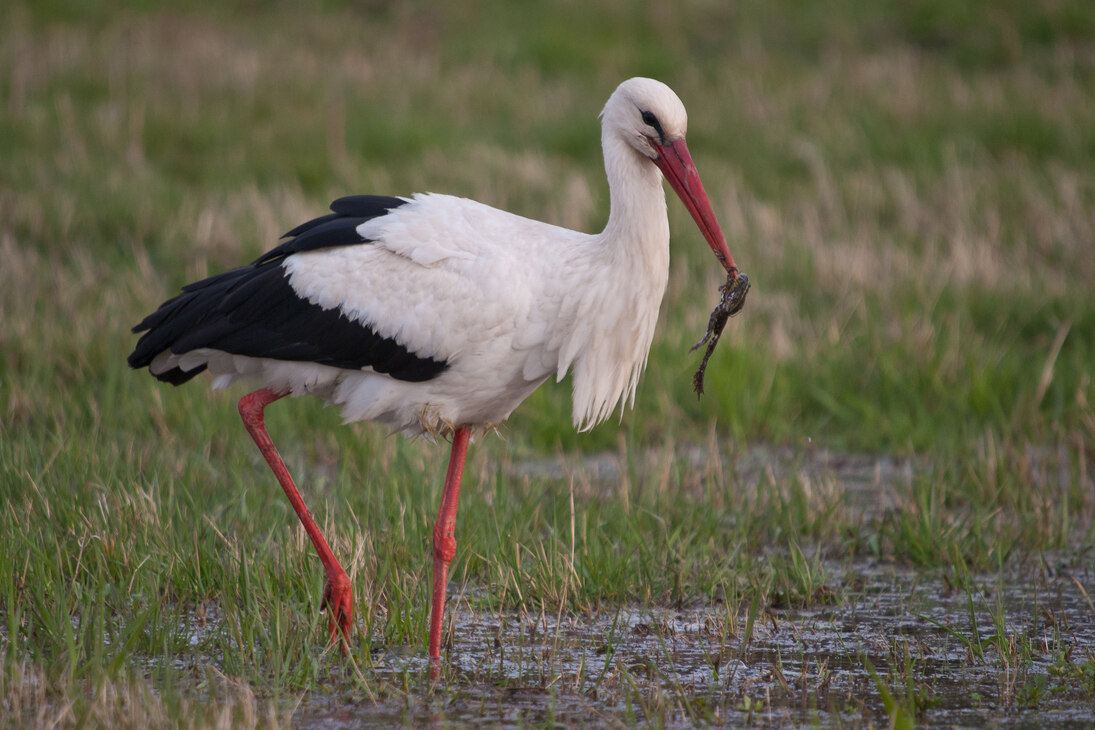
[[256, 195, 408, 264], [128, 195, 448, 385]]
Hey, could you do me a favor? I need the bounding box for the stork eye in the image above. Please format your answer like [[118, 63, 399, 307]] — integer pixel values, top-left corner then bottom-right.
[[640, 110, 665, 141]]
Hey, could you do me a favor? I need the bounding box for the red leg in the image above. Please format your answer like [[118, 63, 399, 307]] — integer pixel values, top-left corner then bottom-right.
[[429, 426, 471, 666], [238, 387, 353, 654]]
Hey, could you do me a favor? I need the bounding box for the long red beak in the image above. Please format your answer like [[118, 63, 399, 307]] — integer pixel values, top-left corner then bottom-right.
[[653, 138, 738, 276]]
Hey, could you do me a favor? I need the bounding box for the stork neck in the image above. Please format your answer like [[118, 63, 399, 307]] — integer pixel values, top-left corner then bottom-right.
[[600, 134, 670, 259], [562, 131, 672, 431]]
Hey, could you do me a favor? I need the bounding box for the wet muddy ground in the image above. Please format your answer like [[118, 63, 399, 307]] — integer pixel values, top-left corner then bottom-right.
[[282, 560, 1094, 728], [270, 445, 1095, 727], [123, 446, 1092, 727]]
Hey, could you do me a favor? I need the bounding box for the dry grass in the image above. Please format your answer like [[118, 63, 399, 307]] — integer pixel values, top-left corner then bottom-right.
[[0, 647, 292, 730]]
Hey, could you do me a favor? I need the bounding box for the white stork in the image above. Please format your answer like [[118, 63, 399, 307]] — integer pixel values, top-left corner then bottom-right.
[[129, 77, 741, 665]]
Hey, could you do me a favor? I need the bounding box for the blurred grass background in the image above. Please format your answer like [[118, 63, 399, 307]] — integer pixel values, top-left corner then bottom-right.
[[2, 0, 1094, 725], [4, 0, 1093, 452]]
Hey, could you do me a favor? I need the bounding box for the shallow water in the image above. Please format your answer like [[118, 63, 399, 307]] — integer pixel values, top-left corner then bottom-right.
[[128, 443, 1092, 726], [285, 561, 1095, 728], [275, 444, 1095, 727]]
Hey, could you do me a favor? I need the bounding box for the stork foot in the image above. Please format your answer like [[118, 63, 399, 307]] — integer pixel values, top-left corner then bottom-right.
[[323, 569, 354, 654]]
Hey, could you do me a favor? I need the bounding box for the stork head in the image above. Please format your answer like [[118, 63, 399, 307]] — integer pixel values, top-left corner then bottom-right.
[[602, 77, 738, 276]]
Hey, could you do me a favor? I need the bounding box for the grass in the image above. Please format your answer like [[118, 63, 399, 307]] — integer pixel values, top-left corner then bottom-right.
[[2, 0, 1094, 726]]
